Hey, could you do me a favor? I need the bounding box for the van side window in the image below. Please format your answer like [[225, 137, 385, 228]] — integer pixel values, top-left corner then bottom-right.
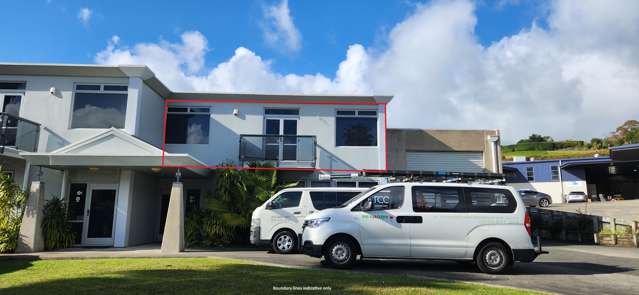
[[310, 191, 361, 210], [270, 191, 302, 209], [368, 186, 404, 210], [412, 187, 463, 212], [466, 188, 516, 213]]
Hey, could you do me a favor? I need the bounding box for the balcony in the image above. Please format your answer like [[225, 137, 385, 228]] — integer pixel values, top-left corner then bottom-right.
[[0, 112, 40, 153], [239, 134, 316, 168]]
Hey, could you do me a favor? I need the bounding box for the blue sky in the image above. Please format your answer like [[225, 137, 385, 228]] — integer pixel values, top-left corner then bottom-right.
[[1, 0, 542, 77], [1, 0, 637, 142]]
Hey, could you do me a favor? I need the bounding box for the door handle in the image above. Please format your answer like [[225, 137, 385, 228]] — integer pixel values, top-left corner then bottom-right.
[[293, 211, 301, 215], [396, 216, 422, 223]]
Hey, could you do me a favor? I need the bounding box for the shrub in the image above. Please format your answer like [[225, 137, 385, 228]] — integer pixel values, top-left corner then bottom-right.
[[41, 198, 75, 250], [0, 170, 28, 253]]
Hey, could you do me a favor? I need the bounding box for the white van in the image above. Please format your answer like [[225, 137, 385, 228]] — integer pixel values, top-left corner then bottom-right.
[[250, 187, 367, 253], [301, 182, 546, 273]]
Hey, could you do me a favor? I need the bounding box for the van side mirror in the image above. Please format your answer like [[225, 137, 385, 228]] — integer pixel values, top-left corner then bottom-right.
[[265, 202, 272, 210], [361, 197, 372, 211]]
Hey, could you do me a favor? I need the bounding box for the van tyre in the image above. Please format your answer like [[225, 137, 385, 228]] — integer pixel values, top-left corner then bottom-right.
[[539, 198, 550, 207], [272, 231, 297, 254], [475, 242, 512, 274], [324, 238, 357, 269]]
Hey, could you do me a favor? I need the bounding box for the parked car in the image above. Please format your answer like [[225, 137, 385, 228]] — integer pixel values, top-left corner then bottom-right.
[[565, 191, 587, 203], [301, 183, 546, 274], [518, 190, 552, 207], [250, 187, 367, 254]]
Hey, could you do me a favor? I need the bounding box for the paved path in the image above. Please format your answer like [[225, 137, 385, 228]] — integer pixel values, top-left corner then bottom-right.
[[3, 243, 639, 295]]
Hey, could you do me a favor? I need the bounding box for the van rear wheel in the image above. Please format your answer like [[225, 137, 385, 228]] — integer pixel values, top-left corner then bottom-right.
[[272, 231, 297, 254], [323, 238, 356, 269], [475, 242, 512, 274]]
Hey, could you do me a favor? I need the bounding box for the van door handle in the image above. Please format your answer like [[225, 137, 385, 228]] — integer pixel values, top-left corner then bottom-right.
[[396, 216, 422, 223], [293, 211, 301, 215]]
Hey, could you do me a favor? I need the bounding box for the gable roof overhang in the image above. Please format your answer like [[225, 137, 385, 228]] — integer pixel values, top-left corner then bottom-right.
[[20, 128, 208, 176]]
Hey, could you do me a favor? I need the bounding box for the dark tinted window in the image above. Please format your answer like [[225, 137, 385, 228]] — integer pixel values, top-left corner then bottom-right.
[[358, 181, 378, 188], [75, 84, 101, 91], [265, 108, 299, 115], [0, 82, 26, 90], [466, 188, 516, 213], [336, 117, 377, 146], [186, 189, 200, 214], [166, 113, 210, 144], [412, 186, 464, 212], [310, 191, 361, 210], [72, 92, 127, 128], [367, 186, 404, 210], [336, 182, 356, 187], [67, 183, 87, 221], [270, 191, 302, 209], [103, 85, 128, 92]]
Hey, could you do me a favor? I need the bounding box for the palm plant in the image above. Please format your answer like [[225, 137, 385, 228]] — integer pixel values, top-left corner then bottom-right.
[[41, 197, 75, 250], [0, 168, 27, 253]]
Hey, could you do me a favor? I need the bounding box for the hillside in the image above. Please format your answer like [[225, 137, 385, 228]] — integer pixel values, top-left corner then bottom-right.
[[502, 149, 609, 161]]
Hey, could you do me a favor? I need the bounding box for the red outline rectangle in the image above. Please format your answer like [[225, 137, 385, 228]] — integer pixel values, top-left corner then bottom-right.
[[161, 99, 388, 173]]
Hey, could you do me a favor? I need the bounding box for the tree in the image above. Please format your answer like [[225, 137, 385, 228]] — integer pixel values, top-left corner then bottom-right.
[[0, 168, 27, 253], [606, 120, 639, 146], [590, 138, 604, 149], [518, 134, 553, 144]]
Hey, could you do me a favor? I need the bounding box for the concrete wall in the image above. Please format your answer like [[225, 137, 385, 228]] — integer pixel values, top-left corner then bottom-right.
[[128, 171, 161, 246], [386, 129, 501, 172], [166, 102, 386, 170], [135, 82, 165, 147]]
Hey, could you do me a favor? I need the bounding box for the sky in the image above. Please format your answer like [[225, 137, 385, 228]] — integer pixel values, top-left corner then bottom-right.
[[1, 0, 638, 143]]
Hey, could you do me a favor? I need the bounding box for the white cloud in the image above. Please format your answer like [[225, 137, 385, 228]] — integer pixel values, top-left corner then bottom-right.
[[95, 0, 639, 143], [77, 7, 92, 26], [262, 0, 302, 53]]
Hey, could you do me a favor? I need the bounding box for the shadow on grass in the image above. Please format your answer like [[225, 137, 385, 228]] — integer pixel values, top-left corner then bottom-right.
[[0, 261, 489, 295], [0, 257, 37, 275]]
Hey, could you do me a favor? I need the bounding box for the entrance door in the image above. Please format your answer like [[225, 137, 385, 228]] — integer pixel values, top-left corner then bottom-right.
[[264, 118, 298, 161], [82, 184, 118, 246], [0, 93, 22, 147]]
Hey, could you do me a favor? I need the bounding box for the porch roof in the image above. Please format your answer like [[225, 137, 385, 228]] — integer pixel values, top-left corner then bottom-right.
[[20, 128, 208, 175]]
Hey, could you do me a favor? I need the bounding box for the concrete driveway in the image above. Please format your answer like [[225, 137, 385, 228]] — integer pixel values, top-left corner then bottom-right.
[[203, 243, 639, 295]]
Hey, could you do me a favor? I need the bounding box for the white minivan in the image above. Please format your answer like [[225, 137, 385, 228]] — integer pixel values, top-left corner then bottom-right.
[[250, 187, 367, 253], [301, 182, 546, 273]]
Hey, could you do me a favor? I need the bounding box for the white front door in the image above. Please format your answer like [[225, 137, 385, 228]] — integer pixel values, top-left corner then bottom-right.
[[82, 184, 118, 246]]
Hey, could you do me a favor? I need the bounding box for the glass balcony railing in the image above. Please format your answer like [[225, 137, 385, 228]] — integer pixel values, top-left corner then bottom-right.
[[0, 112, 40, 153], [239, 134, 316, 168]]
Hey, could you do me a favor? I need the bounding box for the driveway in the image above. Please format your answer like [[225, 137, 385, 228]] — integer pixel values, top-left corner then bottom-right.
[[547, 199, 639, 221], [203, 243, 639, 295]]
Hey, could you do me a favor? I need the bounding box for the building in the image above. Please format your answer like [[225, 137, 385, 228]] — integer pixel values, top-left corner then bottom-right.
[[0, 63, 502, 251], [503, 144, 639, 204]]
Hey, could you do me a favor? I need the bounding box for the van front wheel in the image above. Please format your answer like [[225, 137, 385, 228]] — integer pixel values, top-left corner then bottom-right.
[[272, 231, 297, 254], [475, 242, 512, 274], [323, 238, 356, 269]]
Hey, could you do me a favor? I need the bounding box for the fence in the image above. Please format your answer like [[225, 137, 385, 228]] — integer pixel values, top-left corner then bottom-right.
[[528, 207, 639, 247]]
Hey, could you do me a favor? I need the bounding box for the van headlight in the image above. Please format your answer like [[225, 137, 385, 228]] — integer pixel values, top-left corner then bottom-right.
[[303, 217, 331, 228]]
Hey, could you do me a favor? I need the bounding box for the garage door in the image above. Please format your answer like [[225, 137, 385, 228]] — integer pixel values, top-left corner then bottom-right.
[[406, 152, 485, 173]]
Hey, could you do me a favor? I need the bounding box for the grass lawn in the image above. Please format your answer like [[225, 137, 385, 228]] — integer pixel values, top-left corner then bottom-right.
[[0, 257, 540, 295], [503, 149, 608, 161]]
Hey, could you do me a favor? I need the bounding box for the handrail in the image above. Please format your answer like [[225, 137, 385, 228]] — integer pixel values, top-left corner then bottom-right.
[[0, 112, 40, 153], [239, 134, 317, 166], [0, 112, 41, 126]]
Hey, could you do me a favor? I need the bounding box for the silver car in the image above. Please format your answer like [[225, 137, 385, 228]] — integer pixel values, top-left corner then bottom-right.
[[565, 191, 587, 203], [518, 190, 552, 207]]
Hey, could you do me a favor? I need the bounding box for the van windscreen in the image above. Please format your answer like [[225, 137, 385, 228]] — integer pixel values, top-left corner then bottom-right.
[[310, 191, 361, 210]]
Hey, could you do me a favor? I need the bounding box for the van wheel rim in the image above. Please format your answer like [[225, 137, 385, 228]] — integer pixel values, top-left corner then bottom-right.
[[540, 199, 549, 207], [331, 243, 350, 263], [484, 249, 503, 268], [276, 235, 293, 251]]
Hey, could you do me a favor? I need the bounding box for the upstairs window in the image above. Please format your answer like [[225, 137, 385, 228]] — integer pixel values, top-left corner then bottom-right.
[[71, 84, 128, 128], [336, 109, 377, 146], [0, 82, 26, 90], [166, 106, 210, 144], [551, 166, 559, 181], [526, 167, 534, 181]]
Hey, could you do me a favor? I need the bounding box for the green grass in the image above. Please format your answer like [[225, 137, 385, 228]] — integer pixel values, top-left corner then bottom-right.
[[0, 258, 539, 295], [503, 149, 609, 161]]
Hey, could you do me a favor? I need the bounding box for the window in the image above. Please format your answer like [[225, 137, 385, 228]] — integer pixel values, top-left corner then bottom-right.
[[412, 186, 463, 212], [166, 106, 210, 144], [0, 82, 26, 90], [365, 186, 404, 210], [309, 191, 361, 210], [358, 181, 378, 188], [526, 167, 534, 181], [186, 189, 200, 214], [336, 109, 377, 146], [270, 191, 302, 209], [71, 84, 128, 128], [551, 166, 559, 181], [467, 188, 516, 213], [265, 108, 299, 116]]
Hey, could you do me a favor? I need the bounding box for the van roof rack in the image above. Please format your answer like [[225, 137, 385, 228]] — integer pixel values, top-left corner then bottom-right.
[[359, 170, 505, 185]]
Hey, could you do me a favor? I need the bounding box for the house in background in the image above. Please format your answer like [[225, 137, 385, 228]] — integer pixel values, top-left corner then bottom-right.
[[0, 63, 502, 251], [503, 144, 639, 204]]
